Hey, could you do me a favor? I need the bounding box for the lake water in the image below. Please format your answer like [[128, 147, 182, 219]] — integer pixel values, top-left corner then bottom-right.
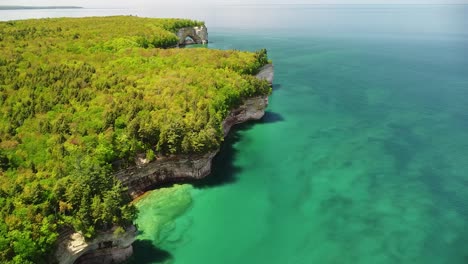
[[3, 4, 468, 264]]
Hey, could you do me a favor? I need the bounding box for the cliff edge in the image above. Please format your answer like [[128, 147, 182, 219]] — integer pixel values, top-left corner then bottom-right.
[[117, 63, 273, 198]]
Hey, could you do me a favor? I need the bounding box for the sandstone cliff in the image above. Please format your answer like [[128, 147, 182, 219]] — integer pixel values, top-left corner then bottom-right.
[[116, 94, 269, 198], [56, 63, 273, 264], [55, 226, 136, 264]]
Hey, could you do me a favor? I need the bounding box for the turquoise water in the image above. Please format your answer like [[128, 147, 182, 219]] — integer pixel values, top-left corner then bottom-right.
[[3, 5, 467, 264], [131, 5, 468, 264]]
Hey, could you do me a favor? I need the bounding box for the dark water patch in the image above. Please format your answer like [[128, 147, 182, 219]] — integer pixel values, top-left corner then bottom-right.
[[320, 194, 354, 212], [383, 140, 412, 174], [193, 123, 251, 189], [292, 171, 313, 208], [343, 160, 353, 167], [126, 240, 172, 264], [272, 83, 282, 91], [422, 162, 468, 216], [260, 111, 284, 124], [382, 123, 426, 174], [194, 112, 283, 189]]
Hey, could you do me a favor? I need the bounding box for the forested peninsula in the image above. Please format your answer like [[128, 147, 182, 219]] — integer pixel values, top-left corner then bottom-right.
[[0, 16, 272, 263]]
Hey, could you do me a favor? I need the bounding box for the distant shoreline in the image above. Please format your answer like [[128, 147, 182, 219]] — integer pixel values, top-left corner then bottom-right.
[[0, 6, 83, 10]]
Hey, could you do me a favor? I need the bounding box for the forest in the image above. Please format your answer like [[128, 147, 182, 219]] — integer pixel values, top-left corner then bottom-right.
[[0, 16, 271, 263]]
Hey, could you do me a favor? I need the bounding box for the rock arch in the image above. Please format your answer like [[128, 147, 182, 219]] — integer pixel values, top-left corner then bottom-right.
[[176, 26, 208, 46]]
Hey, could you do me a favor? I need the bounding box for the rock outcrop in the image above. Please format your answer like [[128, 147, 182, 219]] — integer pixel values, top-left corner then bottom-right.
[[56, 63, 273, 264], [176, 26, 208, 45], [116, 94, 269, 198], [55, 226, 136, 264], [256, 64, 274, 85]]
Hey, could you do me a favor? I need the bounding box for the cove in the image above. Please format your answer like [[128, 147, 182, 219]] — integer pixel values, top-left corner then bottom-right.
[[130, 5, 468, 264]]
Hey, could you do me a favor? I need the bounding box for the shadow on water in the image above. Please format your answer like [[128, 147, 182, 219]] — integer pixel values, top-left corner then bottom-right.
[[260, 111, 284, 124], [192, 124, 247, 189], [272, 83, 282, 91], [193, 111, 284, 189], [139, 111, 284, 190], [126, 240, 172, 264]]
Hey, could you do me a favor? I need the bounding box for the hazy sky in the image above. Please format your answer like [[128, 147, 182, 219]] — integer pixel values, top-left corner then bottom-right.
[[0, 0, 467, 8]]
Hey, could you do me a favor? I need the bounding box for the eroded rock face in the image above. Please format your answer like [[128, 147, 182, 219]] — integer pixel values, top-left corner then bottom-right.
[[176, 26, 208, 45], [117, 95, 269, 198], [55, 226, 136, 264], [117, 151, 216, 198], [256, 64, 274, 85]]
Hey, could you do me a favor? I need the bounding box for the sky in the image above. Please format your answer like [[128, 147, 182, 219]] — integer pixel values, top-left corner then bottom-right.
[[0, 0, 467, 8]]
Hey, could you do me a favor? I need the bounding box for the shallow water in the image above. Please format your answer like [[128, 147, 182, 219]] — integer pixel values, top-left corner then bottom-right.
[[3, 4, 468, 264], [132, 5, 468, 264]]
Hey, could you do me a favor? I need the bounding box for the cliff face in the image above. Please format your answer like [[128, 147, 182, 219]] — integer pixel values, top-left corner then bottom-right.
[[57, 63, 273, 264], [55, 226, 136, 264], [117, 63, 273, 198], [117, 95, 269, 198]]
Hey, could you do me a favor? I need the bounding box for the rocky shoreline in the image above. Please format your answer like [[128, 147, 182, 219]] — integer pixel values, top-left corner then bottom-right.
[[55, 226, 137, 264], [55, 63, 274, 264], [116, 94, 269, 199]]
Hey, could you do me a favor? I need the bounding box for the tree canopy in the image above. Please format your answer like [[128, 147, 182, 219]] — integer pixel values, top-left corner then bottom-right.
[[0, 16, 271, 263]]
